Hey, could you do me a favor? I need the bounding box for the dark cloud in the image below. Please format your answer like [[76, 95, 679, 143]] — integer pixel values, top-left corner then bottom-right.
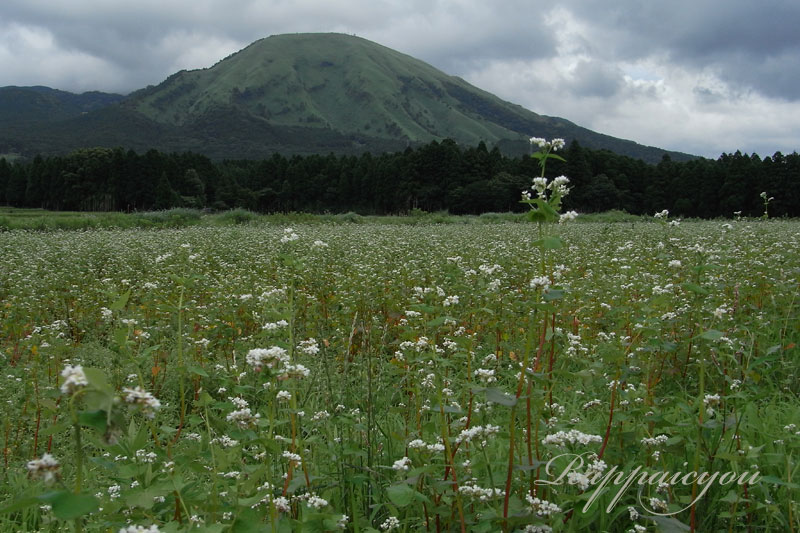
[[566, 0, 800, 100], [569, 60, 623, 98], [1, 0, 798, 156]]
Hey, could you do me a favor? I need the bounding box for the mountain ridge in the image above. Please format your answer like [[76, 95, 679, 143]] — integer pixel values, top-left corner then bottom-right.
[[0, 33, 697, 163]]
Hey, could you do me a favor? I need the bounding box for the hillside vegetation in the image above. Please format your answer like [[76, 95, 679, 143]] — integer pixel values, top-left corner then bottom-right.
[[1, 34, 694, 163]]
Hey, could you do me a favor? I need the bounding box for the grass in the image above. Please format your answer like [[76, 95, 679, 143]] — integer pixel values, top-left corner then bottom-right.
[[0, 218, 797, 532], [0, 207, 676, 232]]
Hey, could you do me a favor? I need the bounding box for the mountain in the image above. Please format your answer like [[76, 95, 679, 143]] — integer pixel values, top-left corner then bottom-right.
[[0, 33, 696, 162], [0, 86, 124, 125]]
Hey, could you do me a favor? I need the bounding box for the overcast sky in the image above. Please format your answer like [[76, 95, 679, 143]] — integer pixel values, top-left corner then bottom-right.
[[1, 0, 799, 158]]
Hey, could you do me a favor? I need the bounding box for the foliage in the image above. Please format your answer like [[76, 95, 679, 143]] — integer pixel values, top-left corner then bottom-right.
[[0, 220, 797, 532], [2, 142, 799, 218], [1, 34, 695, 163]]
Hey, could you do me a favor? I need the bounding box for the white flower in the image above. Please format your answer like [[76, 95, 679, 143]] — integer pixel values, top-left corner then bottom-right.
[[27, 454, 60, 484], [641, 434, 669, 447], [559, 210, 578, 223], [276, 390, 292, 401], [60, 364, 88, 395], [282, 451, 302, 465], [455, 424, 500, 444], [549, 175, 571, 196], [380, 516, 401, 531], [442, 295, 459, 306], [526, 494, 562, 517], [530, 276, 550, 291], [392, 456, 411, 471], [542, 429, 602, 447], [226, 407, 261, 428], [273, 496, 291, 512], [280, 227, 299, 243], [119, 526, 161, 533], [123, 386, 161, 418], [297, 338, 320, 355], [654, 209, 669, 218], [246, 346, 289, 370], [307, 495, 328, 509], [530, 137, 547, 147], [532, 177, 548, 197]]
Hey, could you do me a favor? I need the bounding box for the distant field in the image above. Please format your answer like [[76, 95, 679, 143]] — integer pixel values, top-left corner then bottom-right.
[[0, 220, 797, 532], [0, 206, 664, 232]]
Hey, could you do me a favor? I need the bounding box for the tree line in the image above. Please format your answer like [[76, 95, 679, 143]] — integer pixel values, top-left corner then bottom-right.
[[1, 140, 798, 217]]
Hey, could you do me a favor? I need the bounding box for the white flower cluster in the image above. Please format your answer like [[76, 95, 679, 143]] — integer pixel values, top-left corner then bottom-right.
[[474, 368, 496, 383], [119, 526, 161, 533], [282, 363, 311, 379], [654, 209, 669, 218], [458, 482, 505, 501], [523, 526, 553, 533], [392, 456, 411, 471], [530, 276, 551, 291], [559, 210, 579, 224], [530, 137, 566, 151], [60, 364, 88, 395], [306, 495, 328, 510], [541, 429, 602, 447], [276, 390, 292, 401], [529, 175, 572, 200], [380, 516, 401, 531], [262, 319, 289, 331], [641, 434, 669, 447], [297, 338, 320, 355], [526, 494, 562, 517], [282, 450, 302, 465], [246, 346, 289, 371], [455, 424, 501, 444], [226, 407, 261, 428], [123, 386, 162, 419], [582, 399, 602, 410], [27, 453, 60, 484], [408, 439, 445, 453], [280, 227, 299, 243], [442, 295, 459, 306]]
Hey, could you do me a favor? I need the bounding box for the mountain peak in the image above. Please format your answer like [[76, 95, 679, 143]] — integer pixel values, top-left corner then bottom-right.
[[1, 33, 696, 162]]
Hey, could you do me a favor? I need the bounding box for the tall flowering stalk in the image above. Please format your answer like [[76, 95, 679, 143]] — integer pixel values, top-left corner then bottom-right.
[[502, 137, 576, 529]]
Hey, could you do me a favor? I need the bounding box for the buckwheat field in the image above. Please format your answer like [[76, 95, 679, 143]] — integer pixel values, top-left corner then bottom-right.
[[1, 219, 798, 532]]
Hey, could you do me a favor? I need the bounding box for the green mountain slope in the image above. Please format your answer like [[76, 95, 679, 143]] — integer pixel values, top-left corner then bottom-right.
[[0, 33, 696, 162], [0, 86, 123, 126]]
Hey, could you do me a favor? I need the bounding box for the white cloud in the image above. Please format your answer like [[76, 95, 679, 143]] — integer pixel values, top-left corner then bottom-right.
[[0, 0, 798, 157]]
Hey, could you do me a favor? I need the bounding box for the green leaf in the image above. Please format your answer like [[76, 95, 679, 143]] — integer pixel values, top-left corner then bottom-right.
[[197, 390, 214, 407], [39, 420, 70, 438], [78, 409, 108, 433], [642, 515, 690, 532], [232, 509, 268, 533], [533, 236, 564, 250], [699, 329, 724, 341], [38, 490, 99, 520], [386, 483, 416, 507], [681, 282, 709, 296], [187, 365, 209, 378], [485, 387, 517, 407], [0, 496, 40, 514], [760, 475, 800, 489], [542, 288, 565, 301], [109, 289, 130, 311], [82, 367, 114, 396]]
